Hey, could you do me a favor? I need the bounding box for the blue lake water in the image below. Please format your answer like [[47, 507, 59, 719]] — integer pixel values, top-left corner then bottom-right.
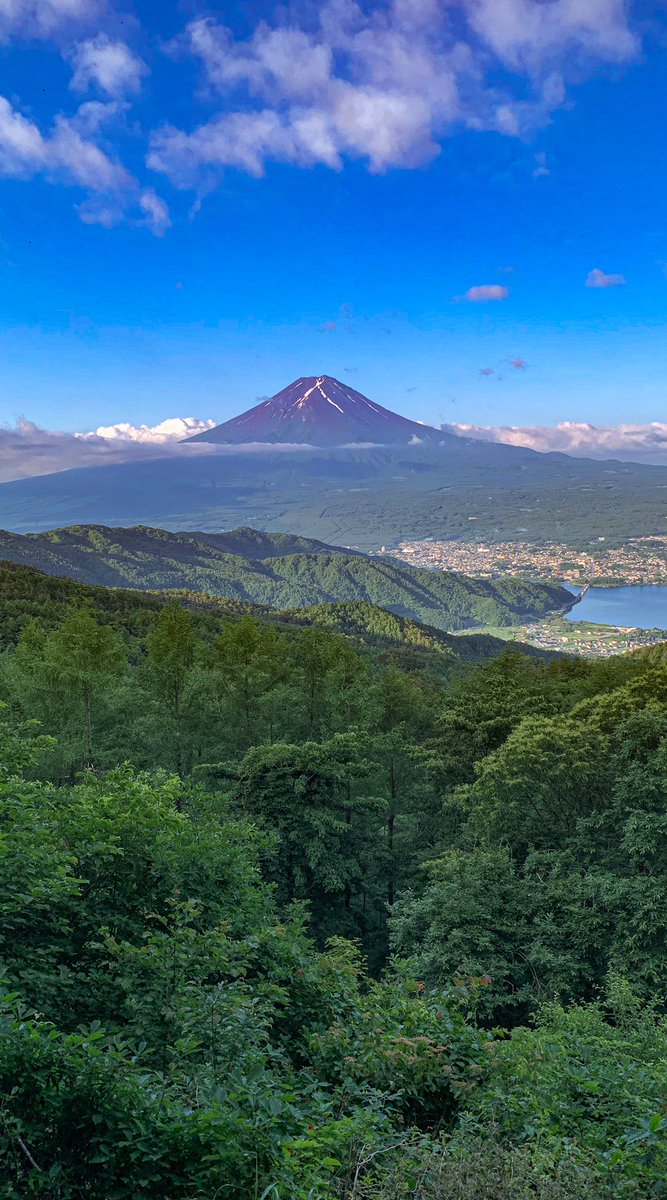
[[563, 585, 667, 630]]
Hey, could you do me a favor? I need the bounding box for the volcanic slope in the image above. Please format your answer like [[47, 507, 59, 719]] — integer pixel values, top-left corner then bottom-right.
[[2, 374, 666, 548], [187, 375, 449, 447], [0, 524, 571, 632]]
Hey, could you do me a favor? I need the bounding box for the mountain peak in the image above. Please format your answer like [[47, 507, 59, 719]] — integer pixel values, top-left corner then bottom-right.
[[188, 375, 447, 448]]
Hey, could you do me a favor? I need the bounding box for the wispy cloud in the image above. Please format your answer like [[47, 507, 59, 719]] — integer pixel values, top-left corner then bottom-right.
[[0, 5, 166, 233], [0, 93, 169, 234], [0, 0, 103, 43], [586, 267, 626, 288], [0, 95, 130, 189], [464, 284, 509, 302], [149, 0, 639, 188], [446, 419, 667, 465], [0, 0, 645, 235], [69, 34, 148, 98], [0, 415, 216, 483]]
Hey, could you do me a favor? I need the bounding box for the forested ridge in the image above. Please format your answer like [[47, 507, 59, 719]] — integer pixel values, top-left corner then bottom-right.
[[2, 558, 667, 1196], [0, 523, 570, 631]]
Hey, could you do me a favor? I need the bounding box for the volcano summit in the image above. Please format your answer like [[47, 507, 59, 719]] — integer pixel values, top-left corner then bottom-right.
[[187, 376, 446, 447]]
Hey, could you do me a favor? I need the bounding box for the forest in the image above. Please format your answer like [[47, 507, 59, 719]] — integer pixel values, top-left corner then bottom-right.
[[2, 558, 667, 1197], [0, 523, 570, 632]]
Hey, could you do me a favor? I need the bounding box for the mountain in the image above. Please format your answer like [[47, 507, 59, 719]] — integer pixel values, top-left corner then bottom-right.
[[187, 375, 449, 447], [2, 374, 667, 549], [0, 557, 556, 679], [0, 524, 571, 632]]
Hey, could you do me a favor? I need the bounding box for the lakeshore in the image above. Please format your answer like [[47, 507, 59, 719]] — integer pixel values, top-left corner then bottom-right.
[[563, 582, 667, 629]]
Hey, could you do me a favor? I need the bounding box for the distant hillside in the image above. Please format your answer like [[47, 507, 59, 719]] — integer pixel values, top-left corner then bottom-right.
[[0, 524, 571, 632], [3, 436, 667, 551], [286, 601, 553, 661], [0, 559, 553, 671]]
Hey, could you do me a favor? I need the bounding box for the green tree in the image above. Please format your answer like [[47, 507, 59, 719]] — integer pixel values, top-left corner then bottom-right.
[[460, 713, 611, 854], [145, 601, 199, 773], [214, 615, 288, 749], [370, 668, 436, 905], [12, 608, 126, 766], [233, 732, 382, 940]]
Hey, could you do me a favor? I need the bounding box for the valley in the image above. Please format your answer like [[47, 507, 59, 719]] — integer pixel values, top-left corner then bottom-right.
[[473, 614, 667, 657], [0, 523, 571, 633]]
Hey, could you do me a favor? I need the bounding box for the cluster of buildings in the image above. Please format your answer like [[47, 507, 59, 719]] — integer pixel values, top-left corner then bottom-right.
[[383, 535, 667, 658], [388, 536, 667, 585], [517, 619, 667, 658]]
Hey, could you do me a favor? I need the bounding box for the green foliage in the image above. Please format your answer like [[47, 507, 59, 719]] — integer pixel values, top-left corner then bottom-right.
[[466, 979, 667, 1192], [0, 522, 570, 631], [10, 607, 126, 765], [0, 990, 385, 1200], [3, 565, 667, 1197], [357, 1136, 625, 1199], [393, 656, 667, 1024], [310, 971, 490, 1127]]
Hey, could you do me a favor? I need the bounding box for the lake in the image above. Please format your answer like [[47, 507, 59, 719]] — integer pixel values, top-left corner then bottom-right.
[[563, 584, 667, 630]]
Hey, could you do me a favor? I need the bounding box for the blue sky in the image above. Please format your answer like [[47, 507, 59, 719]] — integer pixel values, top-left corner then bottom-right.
[[1, 0, 666, 454]]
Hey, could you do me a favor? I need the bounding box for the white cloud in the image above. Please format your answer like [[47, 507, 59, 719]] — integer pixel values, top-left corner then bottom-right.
[[137, 188, 171, 235], [0, 415, 216, 483], [464, 284, 510, 301], [586, 267, 626, 288], [0, 11, 168, 236], [446, 419, 667, 465], [0, 417, 338, 482], [6, 412, 667, 482], [0, 94, 130, 188], [79, 416, 215, 443], [149, 0, 639, 187], [464, 0, 638, 73], [0, 0, 102, 42], [0, 0, 644, 230], [69, 34, 147, 97], [0, 94, 170, 234]]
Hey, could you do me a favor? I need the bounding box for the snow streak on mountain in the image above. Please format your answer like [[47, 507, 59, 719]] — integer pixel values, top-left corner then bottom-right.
[[187, 376, 446, 447]]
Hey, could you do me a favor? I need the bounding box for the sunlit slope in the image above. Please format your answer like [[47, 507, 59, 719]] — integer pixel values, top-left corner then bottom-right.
[[0, 524, 570, 631]]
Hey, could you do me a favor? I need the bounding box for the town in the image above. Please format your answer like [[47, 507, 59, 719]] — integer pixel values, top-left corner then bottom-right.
[[384, 536, 667, 656], [387, 535, 667, 586], [483, 616, 667, 658]]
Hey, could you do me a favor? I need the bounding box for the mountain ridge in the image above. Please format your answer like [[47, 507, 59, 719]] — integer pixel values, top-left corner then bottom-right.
[[0, 556, 557, 670], [0, 523, 571, 633]]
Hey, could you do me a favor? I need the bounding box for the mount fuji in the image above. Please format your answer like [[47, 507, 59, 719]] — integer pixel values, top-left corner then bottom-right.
[[187, 375, 447, 447], [1, 374, 666, 548]]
